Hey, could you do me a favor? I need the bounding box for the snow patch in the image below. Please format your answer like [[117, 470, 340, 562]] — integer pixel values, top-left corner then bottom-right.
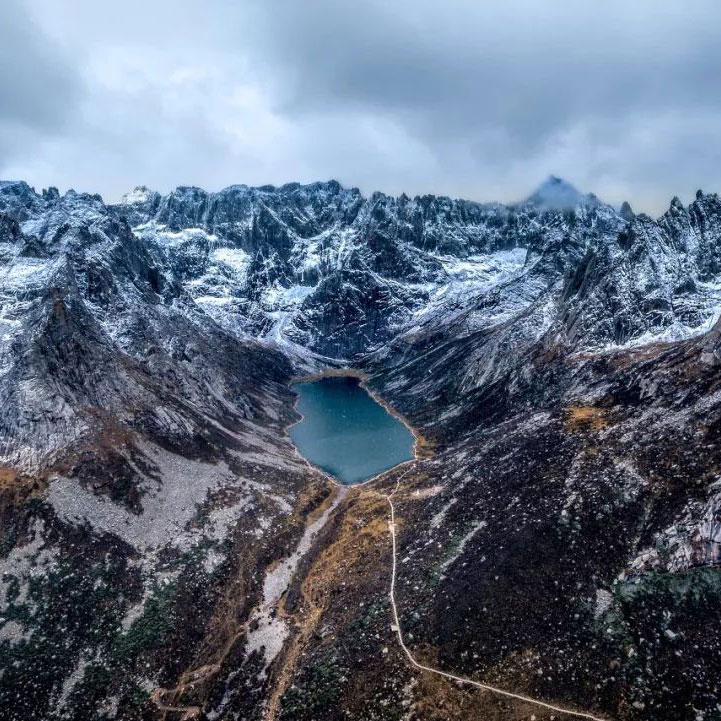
[[211, 247, 251, 274], [439, 520, 487, 576]]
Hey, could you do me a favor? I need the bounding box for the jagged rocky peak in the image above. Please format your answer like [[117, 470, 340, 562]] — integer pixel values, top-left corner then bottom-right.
[[669, 195, 685, 213], [619, 200, 635, 221], [3, 174, 720, 362], [120, 185, 157, 205], [0, 180, 44, 221], [525, 175, 596, 210], [0, 179, 34, 195]]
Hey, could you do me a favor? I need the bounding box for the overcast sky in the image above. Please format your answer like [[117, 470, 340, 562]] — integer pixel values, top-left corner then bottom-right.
[[1, 0, 720, 213]]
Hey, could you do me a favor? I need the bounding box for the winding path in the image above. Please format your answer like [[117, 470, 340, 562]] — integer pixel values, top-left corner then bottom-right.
[[374, 466, 610, 721]]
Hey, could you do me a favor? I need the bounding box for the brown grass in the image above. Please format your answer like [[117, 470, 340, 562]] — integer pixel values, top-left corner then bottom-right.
[[0, 466, 47, 508], [410, 645, 567, 721], [563, 405, 610, 432], [264, 489, 391, 721], [412, 671, 556, 721], [300, 479, 336, 526], [0, 467, 18, 485], [412, 658, 488, 721], [414, 433, 438, 459]]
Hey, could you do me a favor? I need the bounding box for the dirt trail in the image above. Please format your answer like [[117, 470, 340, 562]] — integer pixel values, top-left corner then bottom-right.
[[154, 453, 610, 721], [150, 688, 201, 720], [375, 467, 611, 721]]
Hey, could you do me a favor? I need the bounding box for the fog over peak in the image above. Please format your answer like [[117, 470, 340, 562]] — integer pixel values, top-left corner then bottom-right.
[[1, 0, 720, 214]]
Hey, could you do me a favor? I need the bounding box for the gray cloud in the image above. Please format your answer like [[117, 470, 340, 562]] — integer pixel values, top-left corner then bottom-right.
[[263, 2, 721, 128], [0, 0, 82, 160], [1, 0, 721, 213], [242, 0, 721, 205]]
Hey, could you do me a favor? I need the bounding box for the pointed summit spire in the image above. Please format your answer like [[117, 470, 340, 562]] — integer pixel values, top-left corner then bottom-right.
[[525, 175, 586, 210], [620, 201, 635, 222]]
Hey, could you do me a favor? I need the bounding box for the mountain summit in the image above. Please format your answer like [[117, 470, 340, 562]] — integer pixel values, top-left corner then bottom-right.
[[525, 175, 592, 209]]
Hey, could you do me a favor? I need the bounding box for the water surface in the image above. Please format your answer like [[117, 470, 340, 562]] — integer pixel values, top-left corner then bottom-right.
[[290, 376, 415, 484]]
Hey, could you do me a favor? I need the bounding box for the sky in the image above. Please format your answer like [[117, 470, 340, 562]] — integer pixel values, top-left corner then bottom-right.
[[1, 0, 720, 214]]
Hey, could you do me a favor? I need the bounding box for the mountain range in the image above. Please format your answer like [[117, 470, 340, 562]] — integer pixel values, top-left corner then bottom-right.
[[1, 175, 720, 721]]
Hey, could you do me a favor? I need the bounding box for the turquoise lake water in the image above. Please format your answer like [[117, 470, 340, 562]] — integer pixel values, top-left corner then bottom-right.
[[290, 376, 415, 484]]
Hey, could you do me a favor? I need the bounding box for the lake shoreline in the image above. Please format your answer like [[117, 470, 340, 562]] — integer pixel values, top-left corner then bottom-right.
[[286, 369, 430, 486]]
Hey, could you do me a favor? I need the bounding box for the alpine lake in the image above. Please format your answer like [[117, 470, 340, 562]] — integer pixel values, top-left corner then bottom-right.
[[290, 376, 415, 484]]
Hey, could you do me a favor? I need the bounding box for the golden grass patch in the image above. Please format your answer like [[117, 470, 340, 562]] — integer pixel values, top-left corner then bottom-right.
[[564, 405, 610, 432]]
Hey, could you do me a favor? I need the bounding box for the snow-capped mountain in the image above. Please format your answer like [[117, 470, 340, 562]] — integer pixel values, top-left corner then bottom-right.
[[117, 178, 721, 355], [4, 176, 720, 470], [525, 174, 595, 209], [2, 176, 721, 721]]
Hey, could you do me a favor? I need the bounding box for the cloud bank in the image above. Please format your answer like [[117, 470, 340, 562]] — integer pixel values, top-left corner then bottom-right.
[[1, 0, 720, 213]]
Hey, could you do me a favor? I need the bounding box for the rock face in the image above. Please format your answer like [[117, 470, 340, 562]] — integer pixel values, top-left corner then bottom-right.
[[105, 179, 721, 361], [620, 200, 635, 221], [1, 177, 721, 721]]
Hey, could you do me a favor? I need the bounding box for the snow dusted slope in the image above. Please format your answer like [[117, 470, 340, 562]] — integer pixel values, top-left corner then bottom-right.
[[110, 179, 721, 360], [3, 177, 721, 469], [0, 181, 296, 470], [560, 192, 721, 349]]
